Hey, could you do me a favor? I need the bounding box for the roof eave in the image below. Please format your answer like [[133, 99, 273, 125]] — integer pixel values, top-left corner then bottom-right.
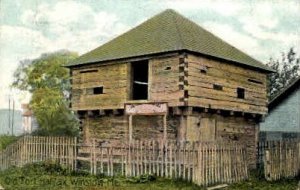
[[64, 50, 183, 68], [183, 49, 274, 73], [269, 77, 300, 110], [65, 49, 274, 73]]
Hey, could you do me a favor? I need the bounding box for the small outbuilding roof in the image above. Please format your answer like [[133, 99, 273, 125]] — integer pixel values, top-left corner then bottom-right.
[[269, 77, 300, 111], [66, 9, 273, 72]]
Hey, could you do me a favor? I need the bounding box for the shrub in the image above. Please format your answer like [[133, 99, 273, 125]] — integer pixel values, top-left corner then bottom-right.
[[0, 135, 19, 150]]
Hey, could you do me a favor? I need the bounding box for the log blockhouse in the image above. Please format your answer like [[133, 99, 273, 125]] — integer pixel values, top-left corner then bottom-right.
[[66, 9, 273, 168]]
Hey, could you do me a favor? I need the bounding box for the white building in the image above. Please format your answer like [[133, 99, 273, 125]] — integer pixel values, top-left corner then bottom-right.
[[21, 104, 37, 134]]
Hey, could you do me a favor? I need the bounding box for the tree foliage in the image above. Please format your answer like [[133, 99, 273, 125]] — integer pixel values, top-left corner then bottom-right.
[[266, 48, 300, 99], [12, 50, 79, 136]]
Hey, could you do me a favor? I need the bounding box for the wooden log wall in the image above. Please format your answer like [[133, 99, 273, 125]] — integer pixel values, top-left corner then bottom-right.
[[83, 115, 128, 143], [70, 52, 268, 115], [149, 56, 184, 106], [215, 116, 258, 168], [79, 139, 248, 186], [0, 136, 77, 171], [131, 115, 177, 141], [71, 54, 186, 111], [72, 63, 128, 110], [82, 115, 179, 144], [186, 54, 268, 115], [181, 113, 258, 168]]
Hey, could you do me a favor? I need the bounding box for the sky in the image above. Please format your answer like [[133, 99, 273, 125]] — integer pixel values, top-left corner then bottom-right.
[[0, 0, 299, 110]]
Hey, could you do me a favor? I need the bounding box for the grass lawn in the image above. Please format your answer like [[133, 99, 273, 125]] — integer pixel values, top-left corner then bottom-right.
[[0, 162, 298, 190], [0, 162, 200, 190], [229, 175, 298, 190]]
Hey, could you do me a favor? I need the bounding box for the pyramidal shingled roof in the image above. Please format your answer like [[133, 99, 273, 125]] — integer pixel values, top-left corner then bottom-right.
[[67, 9, 272, 72]]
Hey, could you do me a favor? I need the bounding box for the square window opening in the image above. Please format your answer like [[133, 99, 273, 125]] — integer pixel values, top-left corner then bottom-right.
[[199, 66, 208, 74], [164, 66, 172, 71], [213, 84, 223, 91], [237, 88, 245, 99], [200, 69, 207, 74], [93, 87, 103, 94]]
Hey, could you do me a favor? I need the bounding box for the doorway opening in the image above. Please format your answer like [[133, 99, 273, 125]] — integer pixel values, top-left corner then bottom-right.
[[131, 60, 149, 100]]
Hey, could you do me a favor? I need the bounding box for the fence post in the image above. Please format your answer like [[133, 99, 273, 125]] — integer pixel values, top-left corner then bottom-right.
[[74, 137, 77, 172], [127, 140, 132, 176], [265, 149, 271, 180]]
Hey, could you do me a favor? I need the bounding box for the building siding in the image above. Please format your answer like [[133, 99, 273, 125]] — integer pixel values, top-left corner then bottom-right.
[[186, 54, 268, 115], [260, 86, 300, 140]]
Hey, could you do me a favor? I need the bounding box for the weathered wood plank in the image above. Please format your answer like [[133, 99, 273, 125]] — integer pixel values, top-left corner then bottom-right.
[[188, 97, 267, 114], [187, 54, 266, 81], [188, 88, 267, 106], [188, 75, 267, 97]]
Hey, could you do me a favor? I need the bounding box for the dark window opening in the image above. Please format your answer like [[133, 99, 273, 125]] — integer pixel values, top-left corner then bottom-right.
[[179, 57, 185, 64], [165, 66, 172, 70], [237, 88, 245, 99], [213, 84, 223, 91], [179, 84, 184, 90], [93, 87, 103, 94], [80, 69, 98, 73], [200, 69, 207, 74], [248, 78, 263, 84], [199, 66, 207, 74], [184, 90, 189, 98], [131, 60, 149, 100]]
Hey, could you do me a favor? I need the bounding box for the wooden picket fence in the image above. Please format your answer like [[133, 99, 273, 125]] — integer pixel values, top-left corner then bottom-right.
[[0, 136, 249, 186], [262, 140, 300, 181], [77, 139, 248, 186], [0, 136, 77, 171], [2, 136, 300, 185]]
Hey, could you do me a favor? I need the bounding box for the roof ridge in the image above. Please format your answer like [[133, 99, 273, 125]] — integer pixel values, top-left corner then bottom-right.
[[171, 10, 185, 49]]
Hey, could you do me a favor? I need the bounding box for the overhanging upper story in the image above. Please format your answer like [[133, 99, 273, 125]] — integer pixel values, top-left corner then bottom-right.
[[66, 9, 273, 117], [70, 51, 269, 115]]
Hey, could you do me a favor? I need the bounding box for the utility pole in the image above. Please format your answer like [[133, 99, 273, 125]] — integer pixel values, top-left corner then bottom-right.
[[8, 96, 10, 135], [12, 99, 15, 136]]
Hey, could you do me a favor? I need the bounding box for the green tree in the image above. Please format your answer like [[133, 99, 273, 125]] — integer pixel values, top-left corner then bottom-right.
[[12, 50, 79, 136], [267, 48, 300, 99]]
